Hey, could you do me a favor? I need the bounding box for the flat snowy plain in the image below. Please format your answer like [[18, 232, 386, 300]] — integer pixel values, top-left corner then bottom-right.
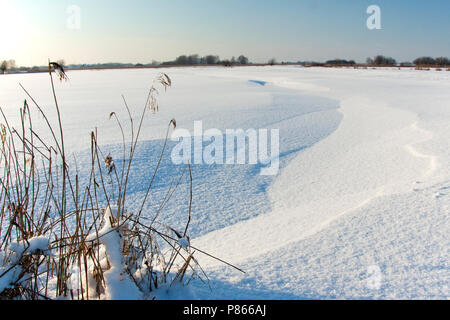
[[1, 66, 449, 299]]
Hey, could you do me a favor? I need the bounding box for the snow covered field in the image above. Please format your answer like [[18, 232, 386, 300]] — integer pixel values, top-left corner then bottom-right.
[[1, 66, 449, 299]]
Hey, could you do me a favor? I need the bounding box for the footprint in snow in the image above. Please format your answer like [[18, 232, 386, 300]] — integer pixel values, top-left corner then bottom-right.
[[433, 185, 450, 199], [413, 181, 423, 192], [434, 192, 445, 199]]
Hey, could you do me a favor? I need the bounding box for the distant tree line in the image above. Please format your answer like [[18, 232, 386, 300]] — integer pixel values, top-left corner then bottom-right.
[[297, 61, 325, 66], [3, 54, 450, 75], [413, 56, 450, 66], [366, 55, 450, 67], [160, 54, 250, 66], [326, 59, 356, 66]]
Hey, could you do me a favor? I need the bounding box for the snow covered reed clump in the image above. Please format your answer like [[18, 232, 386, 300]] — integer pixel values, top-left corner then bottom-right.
[[0, 63, 230, 300]]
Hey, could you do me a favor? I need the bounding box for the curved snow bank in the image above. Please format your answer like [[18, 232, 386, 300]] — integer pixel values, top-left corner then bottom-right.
[[193, 94, 437, 266], [275, 79, 330, 93], [404, 122, 438, 181], [194, 188, 449, 300]]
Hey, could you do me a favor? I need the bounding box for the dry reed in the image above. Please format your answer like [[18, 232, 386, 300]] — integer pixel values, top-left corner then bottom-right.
[[0, 62, 242, 300]]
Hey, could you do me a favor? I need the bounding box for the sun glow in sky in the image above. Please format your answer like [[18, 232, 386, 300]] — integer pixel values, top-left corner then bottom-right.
[[0, 0, 29, 56], [1, 0, 450, 67]]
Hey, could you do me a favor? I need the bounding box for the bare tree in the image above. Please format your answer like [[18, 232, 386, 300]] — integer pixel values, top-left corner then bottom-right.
[[413, 57, 435, 66], [434, 57, 450, 66], [175, 55, 188, 65], [1, 61, 8, 74], [187, 54, 199, 65], [268, 58, 276, 66], [373, 55, 396, 66], [238, 55, 249, 65], [8, 60, 16, 70], [205, 55, 219, 65]]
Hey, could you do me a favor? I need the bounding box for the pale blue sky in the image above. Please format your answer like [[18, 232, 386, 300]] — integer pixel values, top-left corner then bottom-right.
[[1, 0, 449, 66]]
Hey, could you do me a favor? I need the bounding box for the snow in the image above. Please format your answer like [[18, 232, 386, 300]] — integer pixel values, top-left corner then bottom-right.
[[95, 207, 142, 300], [1, 66, 449, 299], [178, 237, 190, 250], [8, 236, 50, 255], [0, 236, 50, 292], [0, 265, 20, 293]]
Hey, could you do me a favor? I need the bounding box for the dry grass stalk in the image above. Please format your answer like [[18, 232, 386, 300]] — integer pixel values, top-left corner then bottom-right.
[[0, 63, 242, 300]]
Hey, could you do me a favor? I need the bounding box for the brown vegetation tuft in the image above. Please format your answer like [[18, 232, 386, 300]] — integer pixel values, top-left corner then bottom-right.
[[0, 62, 242, 300]]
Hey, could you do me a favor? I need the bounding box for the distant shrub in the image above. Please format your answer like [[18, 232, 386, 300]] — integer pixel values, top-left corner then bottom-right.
[[400, 62, 414, 67], [222, 60, 232, 67]]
